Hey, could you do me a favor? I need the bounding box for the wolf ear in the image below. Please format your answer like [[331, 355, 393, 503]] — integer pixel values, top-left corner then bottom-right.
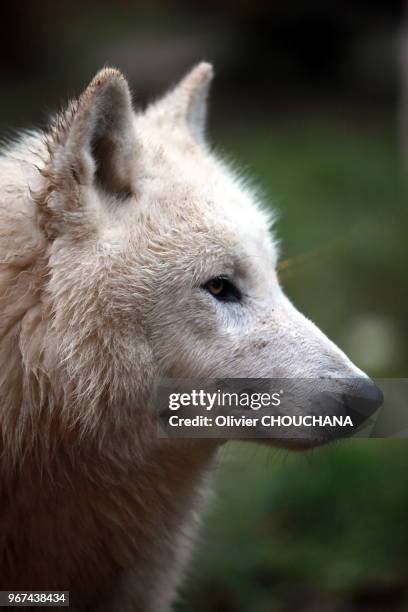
[[53, 68, 136, 198], [153, 62, 214, 144]]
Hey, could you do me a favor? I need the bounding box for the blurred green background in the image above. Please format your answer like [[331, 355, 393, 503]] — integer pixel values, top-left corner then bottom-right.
[[1, 1, 407, 610]]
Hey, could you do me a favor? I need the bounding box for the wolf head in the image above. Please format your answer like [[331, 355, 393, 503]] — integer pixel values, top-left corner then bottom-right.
[[33, 64, 382, 446]]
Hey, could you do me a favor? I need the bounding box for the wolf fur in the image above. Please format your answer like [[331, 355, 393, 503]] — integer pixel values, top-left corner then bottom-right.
[[0, 64, 377, 610]]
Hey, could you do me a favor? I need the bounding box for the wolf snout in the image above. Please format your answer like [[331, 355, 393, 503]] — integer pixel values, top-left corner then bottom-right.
[[307, 377, 384, 446], [342, 378, 384, 430]]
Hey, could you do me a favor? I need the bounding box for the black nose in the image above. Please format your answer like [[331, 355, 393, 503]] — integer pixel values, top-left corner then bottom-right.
[[343, 378, 384, 430]]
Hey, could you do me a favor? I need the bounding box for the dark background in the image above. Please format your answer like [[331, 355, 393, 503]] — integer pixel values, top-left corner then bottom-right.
[[1, 2, 407, 610]]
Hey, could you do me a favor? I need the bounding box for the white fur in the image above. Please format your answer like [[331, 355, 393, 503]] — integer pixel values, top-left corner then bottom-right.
[[0, 63, 368, 610]]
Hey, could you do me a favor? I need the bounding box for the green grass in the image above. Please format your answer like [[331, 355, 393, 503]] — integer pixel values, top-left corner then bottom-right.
[[178, 442, 408, 611]]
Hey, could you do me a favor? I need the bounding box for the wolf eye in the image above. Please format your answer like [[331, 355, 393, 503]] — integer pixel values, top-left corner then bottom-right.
[[202, 277, 242, 303]]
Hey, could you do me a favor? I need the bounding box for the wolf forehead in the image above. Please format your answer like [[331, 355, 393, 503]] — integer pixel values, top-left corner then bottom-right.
[[127, 127, 275, 265], [120, 74, 276, 266], [35, 63, 273, 251]]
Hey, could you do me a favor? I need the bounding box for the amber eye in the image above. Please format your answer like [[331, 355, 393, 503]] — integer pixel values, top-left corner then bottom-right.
[[202, 276, 242, 303], [207, 278, 224, 296]]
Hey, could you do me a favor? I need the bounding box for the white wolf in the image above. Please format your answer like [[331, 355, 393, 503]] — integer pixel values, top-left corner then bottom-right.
[[0, 63, 382, 610]]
